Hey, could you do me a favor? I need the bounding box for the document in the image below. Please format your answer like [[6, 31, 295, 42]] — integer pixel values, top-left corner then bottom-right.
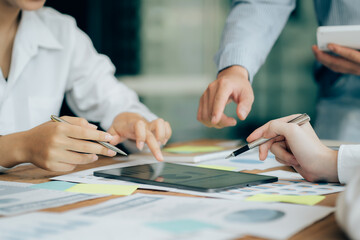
[[0, 212, 235, 240], [167, 179, 345, 200], [68, 193, 334, 240], [185, 148, 284, 171], [0, 180, 105, 216]]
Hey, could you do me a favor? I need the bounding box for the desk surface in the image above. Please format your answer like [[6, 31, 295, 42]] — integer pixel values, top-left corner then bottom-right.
[[0, 139, 349, 240]]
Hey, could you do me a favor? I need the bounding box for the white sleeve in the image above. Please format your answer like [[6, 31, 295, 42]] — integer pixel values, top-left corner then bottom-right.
[[337, 145, 360, 184], [336, 168, 360, 239], [65, 22, 157, 130]]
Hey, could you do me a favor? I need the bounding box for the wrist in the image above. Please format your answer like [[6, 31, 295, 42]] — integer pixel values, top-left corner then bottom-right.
[[219, 65, 249, 80], [320, 148, 339, 182], [0, 132, 29, 168]]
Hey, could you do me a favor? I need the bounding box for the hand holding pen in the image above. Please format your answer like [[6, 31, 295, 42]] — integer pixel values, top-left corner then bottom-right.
[[245, 114, 339, 182]]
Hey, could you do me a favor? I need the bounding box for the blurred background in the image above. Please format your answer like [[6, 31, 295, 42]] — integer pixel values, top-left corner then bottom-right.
[[47, 0, 318, 143]]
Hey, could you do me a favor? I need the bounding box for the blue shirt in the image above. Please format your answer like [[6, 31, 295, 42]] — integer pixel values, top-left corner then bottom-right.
[[215, 0, 360, 87]]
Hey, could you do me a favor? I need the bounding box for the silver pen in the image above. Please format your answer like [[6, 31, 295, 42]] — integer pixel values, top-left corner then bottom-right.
[[225, 113, 311, 159], [50, 115, 127, 156]]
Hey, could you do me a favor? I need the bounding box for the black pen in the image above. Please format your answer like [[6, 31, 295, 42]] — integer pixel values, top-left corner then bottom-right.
[[225, 113, 311, 159], [50, 115, 127, 156]]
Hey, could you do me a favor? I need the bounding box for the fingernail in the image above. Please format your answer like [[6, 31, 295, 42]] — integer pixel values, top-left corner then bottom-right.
[[89, 123, 98, 129], [108, 150, 116, 156], [211, 116, 217, 124], [157, 153, 164, 161], [138, 141, 144, 150], [105, 134, 113, 141], [92, 155, 99, 161], [240, 110, 247, 119]]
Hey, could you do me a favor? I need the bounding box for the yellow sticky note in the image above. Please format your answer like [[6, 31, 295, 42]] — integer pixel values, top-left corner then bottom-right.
[[245, 194, 325, 206], [163, 145, 224, 154], [197, 165, 236, 171], [65, 184, 138, 196]]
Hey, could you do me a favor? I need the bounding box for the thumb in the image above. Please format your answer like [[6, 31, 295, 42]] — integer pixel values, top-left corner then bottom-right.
[[236, 87, 254, 120]]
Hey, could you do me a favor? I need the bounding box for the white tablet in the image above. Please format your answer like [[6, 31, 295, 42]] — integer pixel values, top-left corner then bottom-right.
[[317, 25, 360, 51]]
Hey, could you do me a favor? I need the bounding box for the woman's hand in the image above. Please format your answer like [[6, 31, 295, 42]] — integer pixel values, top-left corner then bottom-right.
[[0, 116, 117, 172], [247, 114, 339, 182], [107, 112, 172, 161]]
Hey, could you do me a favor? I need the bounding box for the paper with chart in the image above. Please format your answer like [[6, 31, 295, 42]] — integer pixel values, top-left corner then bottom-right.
[[167, 179, 345, 200], [0, 180, 105, 216], [0, 212, 235, 240], [68, 193, 334, 240]]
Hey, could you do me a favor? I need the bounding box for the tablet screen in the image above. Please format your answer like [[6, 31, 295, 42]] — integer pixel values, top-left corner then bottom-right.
[[94, 163, 277, 192]]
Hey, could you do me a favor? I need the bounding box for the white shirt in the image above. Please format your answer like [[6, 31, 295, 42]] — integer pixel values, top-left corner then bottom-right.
[[0, 7, 157, 136], [337, 145, 360, 184], [336, 167, 360, 239]]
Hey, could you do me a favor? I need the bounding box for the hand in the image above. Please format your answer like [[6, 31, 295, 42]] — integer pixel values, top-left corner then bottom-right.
[[107, 112, 172, 161], [247, 115, 339, 182], [197, 65, 254, 128], [312, 44, 360, 75], [7, 116, 116, 172]]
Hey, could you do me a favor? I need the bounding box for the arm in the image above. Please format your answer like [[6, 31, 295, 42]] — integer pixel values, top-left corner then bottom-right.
[[336, 168, 360, 239], [65, 22, 171, 161], [198, 0, 296, 128], [0, 116, 117, 172], [247, 115, 360, 183]]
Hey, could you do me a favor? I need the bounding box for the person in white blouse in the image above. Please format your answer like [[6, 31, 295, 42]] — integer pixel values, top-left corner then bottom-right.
[[0, 0, 172, 172], [247, 114, 360, 239]]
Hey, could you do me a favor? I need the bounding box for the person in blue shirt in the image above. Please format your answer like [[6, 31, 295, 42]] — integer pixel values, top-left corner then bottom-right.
[[197, 0, 360, 141]]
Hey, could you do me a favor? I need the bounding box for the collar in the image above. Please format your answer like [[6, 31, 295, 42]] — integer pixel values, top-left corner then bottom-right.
[[16, 10, 63, 51]]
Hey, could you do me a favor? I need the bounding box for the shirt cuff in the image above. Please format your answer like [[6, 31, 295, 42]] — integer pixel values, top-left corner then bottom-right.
[[337, 145, 360, 184]]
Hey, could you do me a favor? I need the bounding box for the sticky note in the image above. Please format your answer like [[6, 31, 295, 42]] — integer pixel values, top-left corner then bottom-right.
[[30, 181, 77, 191], [146, 219, 218, 233], [65, 184, 138, 196], [197, 165, 236, 171], [245, 194, 325, 206], [163, 145, 224, 154]]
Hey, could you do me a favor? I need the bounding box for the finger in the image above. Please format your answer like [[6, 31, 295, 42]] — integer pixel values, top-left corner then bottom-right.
[[45, 162, 77, 172], [65, 138, 116, 157], [151, 119, 166, 144], [65, 125, 113, 142], [313, 47, 360, 74], [207, 82, 218, 123], [270, 142, 299, 166], [197, 94, 205, 123], [328, 43, 360, 63], [258, 141, 271, 160], [60, 116, 97, 129], [57, 151, 99, 165], [215, 114, 237, 129], [236, 87, 254, 120], [164, 121, 172, 145], [107, 127, 123, 145], [145, 130, 164, 161], [212, 83, 233, 124], [246, 114, 300, 142], [201, 90, 211, 124], [134, 120, 147, 150]]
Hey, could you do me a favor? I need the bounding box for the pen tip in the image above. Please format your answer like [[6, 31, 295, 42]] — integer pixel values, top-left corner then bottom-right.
[[225, 154, 233, 159]]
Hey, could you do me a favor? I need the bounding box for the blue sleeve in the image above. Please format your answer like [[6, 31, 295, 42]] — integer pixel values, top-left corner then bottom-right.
[[215, 0, 296, 82]]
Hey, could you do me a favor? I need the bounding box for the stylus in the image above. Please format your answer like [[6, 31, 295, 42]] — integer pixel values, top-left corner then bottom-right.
[[225, 113, 310, 159], [50, 115, 127, 156]]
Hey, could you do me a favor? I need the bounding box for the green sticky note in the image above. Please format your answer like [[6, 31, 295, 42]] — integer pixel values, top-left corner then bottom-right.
[[163, 145, 224, 154], [146, 219, 218, 234], [197, 165, 236, 171], [30, 181, 77, 191], [245, 194, 325, 206], [65, 184, 138, 196]]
